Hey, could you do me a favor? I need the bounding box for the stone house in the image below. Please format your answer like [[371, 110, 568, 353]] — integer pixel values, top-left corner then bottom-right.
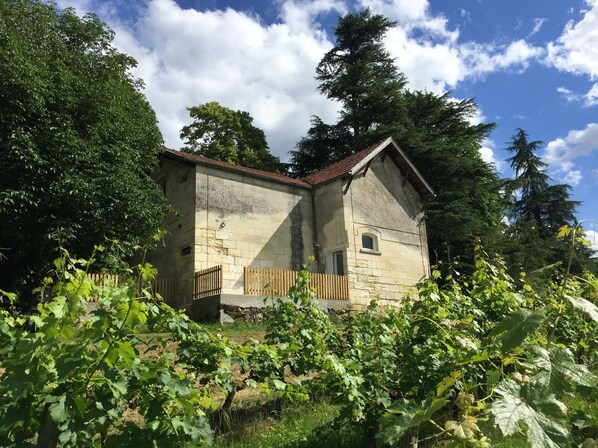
[[149, 137, 434, 316]]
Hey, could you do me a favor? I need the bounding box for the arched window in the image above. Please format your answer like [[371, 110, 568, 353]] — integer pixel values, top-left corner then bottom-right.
[[362, 234, 374, 250], [360, 232, 380, 254]]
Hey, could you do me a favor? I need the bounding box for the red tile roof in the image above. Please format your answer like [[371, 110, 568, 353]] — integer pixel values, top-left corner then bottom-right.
[[302, 140, 383, 185], [162, 149, 311, 188], [161, 138, 434, 198]]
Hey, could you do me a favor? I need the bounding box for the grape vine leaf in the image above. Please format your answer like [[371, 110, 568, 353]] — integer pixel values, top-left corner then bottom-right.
[[437, 371, 461, 396], [528, 347, 596, 394], [566, 295, 598, 323], [488, 310, 544, 353], [377, 398, 448, 447], [445, 415, 480, 440], [489, 379, 570, 448]]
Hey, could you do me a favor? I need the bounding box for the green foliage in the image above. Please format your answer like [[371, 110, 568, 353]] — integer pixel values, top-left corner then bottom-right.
[[257, 250, 598, 447], [289, 116, 353, 177], [488, 310, 545, 354], [314, 9, 407, 144], [0, 0, 168, 302], [378, 398, 448, 446], [503, 129, 597, 275], [180, 102, 282, 172], [0, 249, 213, 447], [490, 378, 569, 448], [2, 246, 597, 447]]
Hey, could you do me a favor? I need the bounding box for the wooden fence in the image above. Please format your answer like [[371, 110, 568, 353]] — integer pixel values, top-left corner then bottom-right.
[[193, 265, 222, 299], [88, 274, 176, 305], [244, 267, 349, 301]]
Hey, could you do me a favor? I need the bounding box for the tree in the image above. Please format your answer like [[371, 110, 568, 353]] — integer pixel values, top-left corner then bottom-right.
[[291, 10, 504, 268], [290, 117, 353, 177], [400, 91, 504, 267], [505, 129, 577, 237], [503, 129, 593, 273], [180, 102, 282, 172], [0, 0, 168, 303], [290, 10, 408, 175], [315, 9, 408, 144]]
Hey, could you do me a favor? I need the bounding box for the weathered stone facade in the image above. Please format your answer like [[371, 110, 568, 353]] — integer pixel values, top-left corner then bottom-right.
[[149, 137, 434, 312], [341, 155, 430, 307], [194, 165, 313, 295], [150, 159, 195, 307]]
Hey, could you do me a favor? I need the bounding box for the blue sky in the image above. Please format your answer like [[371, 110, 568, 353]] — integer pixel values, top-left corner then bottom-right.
[[58, 0, 598, 247]]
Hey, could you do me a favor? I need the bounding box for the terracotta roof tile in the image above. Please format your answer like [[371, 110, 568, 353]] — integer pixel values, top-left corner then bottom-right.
[[161, 138, 433, 198], [162, 149, 311, 188], [302, 140, 384, 185]]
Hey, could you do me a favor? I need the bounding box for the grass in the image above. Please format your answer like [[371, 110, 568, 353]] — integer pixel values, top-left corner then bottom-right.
[[214, 398, 364, 448], [202, 322, 267, 343], [136, 327, 598, 447]]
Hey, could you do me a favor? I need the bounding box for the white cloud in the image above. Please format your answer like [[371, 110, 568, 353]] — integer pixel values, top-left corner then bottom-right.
[[557, 86, 579, 102], [546, 0, 598, 78], [528, 18, 546, 37], [459, 8, 471, 22], [56, 0, 545, 158], [556, 83, 598, 107], [280, 0, 347, 34], [544, 122, 598, 184], [477, 135, 504, 172], [464, 40, 544, 75], [359, 0, 428, 24], [480, 146, 503, 172], [362, 0, 543, 93], [63, 0, 342, 155], [584, 83, 598, 106], [563, 169, 582, 187]]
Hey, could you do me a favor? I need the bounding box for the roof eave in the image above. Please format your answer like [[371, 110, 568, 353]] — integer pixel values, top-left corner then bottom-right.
[[160, 150, 312, 189]]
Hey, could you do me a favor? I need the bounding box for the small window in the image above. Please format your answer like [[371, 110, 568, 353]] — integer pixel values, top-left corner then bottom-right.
[[179, 174, 188, 183], [180, 246, 191, 256], [362, 234, 374, 250], [333, 250, 345, 276], [360, 233, 380, 254]]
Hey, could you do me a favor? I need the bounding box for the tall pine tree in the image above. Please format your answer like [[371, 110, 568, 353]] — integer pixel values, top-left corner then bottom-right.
[[503, 128, 594, 273], [291, 9, 504, 269]]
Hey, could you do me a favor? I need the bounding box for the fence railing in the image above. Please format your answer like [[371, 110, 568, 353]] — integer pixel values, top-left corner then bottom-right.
[[244, 267, 349, 301], [193, 265, 222, 299], [88, 274, 176, 305]]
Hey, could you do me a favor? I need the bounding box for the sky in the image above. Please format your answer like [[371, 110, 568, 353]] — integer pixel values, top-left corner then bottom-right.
[[57, 0, 598, 250]]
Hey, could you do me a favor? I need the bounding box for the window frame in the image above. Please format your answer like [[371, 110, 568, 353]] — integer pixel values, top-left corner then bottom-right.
[[359, 232, 381, 255], [332, 250, 345, 276]]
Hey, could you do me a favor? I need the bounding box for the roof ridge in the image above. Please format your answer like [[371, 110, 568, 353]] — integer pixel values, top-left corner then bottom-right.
[[162, 149, 311, 188], [302, 139, 387, 185]]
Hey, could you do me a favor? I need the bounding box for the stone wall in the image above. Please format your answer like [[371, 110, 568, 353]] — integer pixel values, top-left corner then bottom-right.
[[194, 166, 314, 295], [149, 149, 431, 312], [148, 159, 195, 307], [313, 179, 348, 274], [343, 155, 430, 307]]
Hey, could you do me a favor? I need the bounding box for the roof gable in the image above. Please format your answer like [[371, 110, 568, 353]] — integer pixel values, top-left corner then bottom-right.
[[303, 137, 434, 198]]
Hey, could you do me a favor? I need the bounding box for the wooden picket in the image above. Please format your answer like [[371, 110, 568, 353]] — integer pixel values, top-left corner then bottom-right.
[[244, 267, 349, 301], [88, 273, 176, 305], [151, 276, 177, 304], [193, 265, 222, 299]]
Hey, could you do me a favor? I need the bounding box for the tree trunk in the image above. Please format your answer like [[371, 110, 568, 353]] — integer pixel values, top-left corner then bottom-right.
[[36, 404, 59, 448]]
